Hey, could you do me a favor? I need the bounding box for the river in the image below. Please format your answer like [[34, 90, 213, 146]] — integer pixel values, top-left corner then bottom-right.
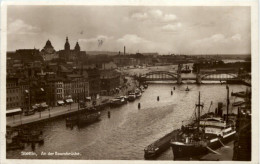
[[7, 84, 247, 160]]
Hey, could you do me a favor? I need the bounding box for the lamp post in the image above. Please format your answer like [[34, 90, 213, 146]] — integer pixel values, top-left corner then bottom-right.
[[39, 108, 41, 118], [20, 111, 22, 125]]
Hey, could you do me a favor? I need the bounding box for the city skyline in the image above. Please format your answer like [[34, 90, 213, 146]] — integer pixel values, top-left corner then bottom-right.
[[7, 6, 250, 55]]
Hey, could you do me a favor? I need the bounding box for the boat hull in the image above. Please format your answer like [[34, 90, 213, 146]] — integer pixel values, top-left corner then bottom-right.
[[128, 96, 136, 102], [171, 131, 235, 160], [144, 141, 170, 159], [144, 129, 179, 159], [77, 114, 101, 127]]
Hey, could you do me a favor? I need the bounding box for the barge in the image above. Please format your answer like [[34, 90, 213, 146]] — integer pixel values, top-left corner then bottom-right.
[[144, 129, 179, 159]]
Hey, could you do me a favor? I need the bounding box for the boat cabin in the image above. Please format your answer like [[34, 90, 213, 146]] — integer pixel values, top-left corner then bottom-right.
[[200, 117, 230, 137]]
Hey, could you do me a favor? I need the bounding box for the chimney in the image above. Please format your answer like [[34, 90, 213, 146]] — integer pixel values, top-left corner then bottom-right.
[[124, 46, 125, 55]]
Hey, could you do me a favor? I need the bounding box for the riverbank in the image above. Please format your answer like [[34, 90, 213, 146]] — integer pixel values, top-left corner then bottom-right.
[[7, 77, 138, 128]]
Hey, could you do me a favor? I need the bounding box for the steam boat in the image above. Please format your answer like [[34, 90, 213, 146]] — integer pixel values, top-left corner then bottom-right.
[[170, 86, 236, 160]]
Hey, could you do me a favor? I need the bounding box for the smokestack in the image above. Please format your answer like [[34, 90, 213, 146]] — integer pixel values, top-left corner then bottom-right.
[[124, 46, 125, 55]]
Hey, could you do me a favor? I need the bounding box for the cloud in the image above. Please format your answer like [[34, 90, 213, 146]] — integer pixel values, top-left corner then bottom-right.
[[8, 19, 40, 35], [163, 14, 177, 21], [131, 12, 148, 21], [161, 23, 182, 32], [190, 33, 244, 54], [149, 9, 163, 18], [231, 34, 242, 41], [117, 34, 150, 44], [131, 9, 178, 22], [194, 33, 242, 45]]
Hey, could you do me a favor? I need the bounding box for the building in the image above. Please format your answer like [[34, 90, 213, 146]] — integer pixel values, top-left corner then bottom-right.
[[86, 69, 101, 98], [66, 74, 89, 102], [63, 80, 72, 100], [55, 80, 64, 102], [19, 79, 30, 110], [58, 37, 87, 62], [41, 40, 59, 61], [6, 77, 21, 109], [46, 78, 60, 106], [100, 70, 121, 95], [15, 49, 43, 63]]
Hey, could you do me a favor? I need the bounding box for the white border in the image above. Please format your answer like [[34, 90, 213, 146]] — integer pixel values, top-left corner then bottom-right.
[[1, 1, 259, 164]]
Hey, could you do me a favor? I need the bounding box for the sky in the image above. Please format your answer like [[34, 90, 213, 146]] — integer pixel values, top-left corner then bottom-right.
[[7, 6, 251, 55]]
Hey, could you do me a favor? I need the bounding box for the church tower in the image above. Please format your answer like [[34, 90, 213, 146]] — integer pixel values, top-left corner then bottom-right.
[[64, 36, 70, 51], [74, 41, 80, 52]]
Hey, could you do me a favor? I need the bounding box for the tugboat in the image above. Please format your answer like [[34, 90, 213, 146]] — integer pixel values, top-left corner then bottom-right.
[[170, 86, 236, 160]]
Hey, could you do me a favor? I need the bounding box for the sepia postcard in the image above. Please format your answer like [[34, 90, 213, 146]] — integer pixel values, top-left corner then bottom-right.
[[0, 0, 259, 164]]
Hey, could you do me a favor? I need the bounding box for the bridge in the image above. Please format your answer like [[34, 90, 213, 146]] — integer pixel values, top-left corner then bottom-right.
[[136, 70, 243, 85]]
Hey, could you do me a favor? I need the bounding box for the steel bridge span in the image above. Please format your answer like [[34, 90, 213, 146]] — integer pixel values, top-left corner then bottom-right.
[[137, 71, 242, 84]]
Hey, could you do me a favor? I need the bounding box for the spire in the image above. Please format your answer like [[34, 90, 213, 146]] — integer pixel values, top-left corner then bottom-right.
[[75, 41, 80, 52], [64, 36, 70, 51]]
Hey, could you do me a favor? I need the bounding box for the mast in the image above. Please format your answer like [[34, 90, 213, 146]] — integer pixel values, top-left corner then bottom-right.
[[196, 92, 203, 132], [226, 85, 229, 122], [78, 93, 80, 112]]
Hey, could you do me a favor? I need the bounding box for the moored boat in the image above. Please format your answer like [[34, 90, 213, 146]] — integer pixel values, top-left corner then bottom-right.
[[144, 129, 180, 159], [231, 91, 246, 98], [171, 86, 236, 160], [232, 101, 245, 107], [17, 128, 44, 144], [77, 111, 101, 127], [128, 93, 136, 102], [110, 97, 127, 107], [135, 89, 142, 98], [6, 127, 25, 151]]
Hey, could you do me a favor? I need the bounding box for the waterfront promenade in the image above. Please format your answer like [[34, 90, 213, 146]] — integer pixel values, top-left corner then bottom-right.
[[7, 77, 137, 127]]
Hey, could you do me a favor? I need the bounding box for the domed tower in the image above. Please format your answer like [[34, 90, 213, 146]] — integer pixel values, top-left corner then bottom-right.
[[44, 40, 53, 49], [42, 39, 55, 54], [64, 36, 70, 51], [74, 41, 80, 52]]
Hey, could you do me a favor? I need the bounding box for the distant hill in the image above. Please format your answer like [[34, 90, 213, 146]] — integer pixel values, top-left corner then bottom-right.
[[85, 51, 159, 56], [85, 51, 119, 56]]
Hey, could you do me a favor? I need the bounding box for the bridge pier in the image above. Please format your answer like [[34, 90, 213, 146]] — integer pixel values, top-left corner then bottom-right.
[[196, 74, 201, 84], [177, 74, 182, 84]]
